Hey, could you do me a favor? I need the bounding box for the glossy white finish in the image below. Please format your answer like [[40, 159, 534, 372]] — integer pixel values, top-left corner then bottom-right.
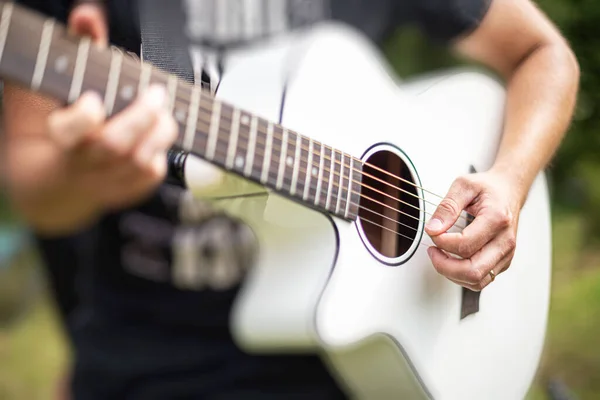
[[184, 23, 551, 400]]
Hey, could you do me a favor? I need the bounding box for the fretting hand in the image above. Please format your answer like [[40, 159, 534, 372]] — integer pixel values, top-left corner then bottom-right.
[[424, 171, 523, 291], [47, 86, 177, 211]]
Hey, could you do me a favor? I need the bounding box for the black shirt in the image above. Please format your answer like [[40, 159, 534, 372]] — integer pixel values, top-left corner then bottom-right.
[[15, 1, 491, 399]]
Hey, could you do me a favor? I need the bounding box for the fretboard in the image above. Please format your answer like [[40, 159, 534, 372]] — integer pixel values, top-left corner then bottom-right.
[[0, 2, 363, 221]]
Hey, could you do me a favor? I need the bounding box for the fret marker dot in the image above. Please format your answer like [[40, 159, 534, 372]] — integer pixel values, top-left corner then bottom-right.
[[286, 156, 293, 167], [120, 85, 134, 101], [54, 55, 68, 73], [175, 109, 186, 123], [312, 167, 318, 176], [235, 156, 245, 168], [241, 115, 250, 125]]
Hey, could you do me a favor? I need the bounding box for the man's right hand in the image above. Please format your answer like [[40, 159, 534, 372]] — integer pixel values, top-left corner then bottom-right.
[[47, 85, 177, 211]]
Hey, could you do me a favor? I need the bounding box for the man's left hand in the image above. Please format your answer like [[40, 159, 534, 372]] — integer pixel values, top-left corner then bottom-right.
[[424, 171, 523, 291]]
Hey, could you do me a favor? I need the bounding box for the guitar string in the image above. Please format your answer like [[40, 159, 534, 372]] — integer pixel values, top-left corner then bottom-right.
[[97, 57, 468, 224], [190, 104, 469, 220], [16, 29, 470, 228], [22, 32, 470, 225], [7, 8, 444, 249], [80, 44, 471, 227], [56, 36, 462, 206], [188, 117, 469, 229], [184, 107, 469, 224], [359, 217, 434, 250], [113, 40, 447, 201], [170, 117, 468, 229], [12, 16, 456, 204]]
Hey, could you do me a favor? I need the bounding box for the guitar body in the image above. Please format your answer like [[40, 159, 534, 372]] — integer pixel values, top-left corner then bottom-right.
[[181, 23, 552, 400]]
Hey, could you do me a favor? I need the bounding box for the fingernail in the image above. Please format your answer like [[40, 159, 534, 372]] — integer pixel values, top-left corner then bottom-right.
[[79, 91, 105, 117], [427, 247, 434, 258], [145, 85, 167, 110], [426, 218, 443, 232], [80, 91, 103, 107]]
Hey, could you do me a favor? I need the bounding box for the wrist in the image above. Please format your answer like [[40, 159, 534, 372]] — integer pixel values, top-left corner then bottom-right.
[[489, 162, 532, 209]]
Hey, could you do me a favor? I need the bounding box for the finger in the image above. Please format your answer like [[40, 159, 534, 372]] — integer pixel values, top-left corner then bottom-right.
[[446, 277, 479, 291], [68, 3, 109, 48], [471, 252, 515, 291], [76, 158, 138, 193], [47, 92, 105, 149], [429, 214, 498, 259], [100, 85, 167, 156], [425, 177, 479, 237], [133, 111, 178, 166], [110, 152, 168, 209], [428, 234, 515, 285]]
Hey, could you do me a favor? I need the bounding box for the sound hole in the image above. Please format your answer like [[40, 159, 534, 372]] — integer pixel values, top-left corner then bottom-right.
[[358, 150, 420, 260]]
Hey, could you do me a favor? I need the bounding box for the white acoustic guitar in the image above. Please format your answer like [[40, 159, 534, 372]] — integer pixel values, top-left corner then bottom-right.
[[0, 3, 552, 399]]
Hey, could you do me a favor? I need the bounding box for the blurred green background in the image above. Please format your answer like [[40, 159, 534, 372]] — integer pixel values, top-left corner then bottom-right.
[[1, 0, 600, 399]]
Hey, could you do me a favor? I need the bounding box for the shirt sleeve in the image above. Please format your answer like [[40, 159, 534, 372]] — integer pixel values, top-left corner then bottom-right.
[[12, 0, 74, 23], [405, 0, 493, 42]]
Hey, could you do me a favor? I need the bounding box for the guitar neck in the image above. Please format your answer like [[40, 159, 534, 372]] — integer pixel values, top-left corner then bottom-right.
[[0, 2, 362, 221]]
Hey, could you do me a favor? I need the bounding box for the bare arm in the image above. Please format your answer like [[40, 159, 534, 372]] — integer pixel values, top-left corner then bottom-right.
[[454, 0, 580, 205], [426, 0, 579, 290]]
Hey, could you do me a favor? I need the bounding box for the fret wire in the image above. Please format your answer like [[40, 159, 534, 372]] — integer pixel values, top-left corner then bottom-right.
[[276, 128, 289, 190], [104, 47, 122, 115], [0, 3, 13, 66], [138, 62, 152, 94], [336, 152, 345, 215], [303, 138, 314, 201], [315, 144, 326, 206], [290, 133, 302, 196], [261, 122, 274, 184], [31, 19, 54, 90], [226, 108, 241, 169], [167, 74, 178, 114], [206, 100, 221, 160], [325, 147, 335, 210], [68, 36, 91, 103], [183, 85, 201, 151], [345, 158, 354, 218], [244, 115, 258, 177]]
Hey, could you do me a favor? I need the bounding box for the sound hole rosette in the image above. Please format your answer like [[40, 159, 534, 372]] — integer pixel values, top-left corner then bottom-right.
[[355, 144, 425, 266]]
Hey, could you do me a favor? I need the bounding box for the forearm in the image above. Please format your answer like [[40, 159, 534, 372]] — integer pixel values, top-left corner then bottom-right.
[[6, 139, 100, 235], [491, 42, 580, 206]]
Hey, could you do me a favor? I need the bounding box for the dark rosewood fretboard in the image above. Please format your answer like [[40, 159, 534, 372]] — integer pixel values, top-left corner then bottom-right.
[[0, 2, 362, 220]]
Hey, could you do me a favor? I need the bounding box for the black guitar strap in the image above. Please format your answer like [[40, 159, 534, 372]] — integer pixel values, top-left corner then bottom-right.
[[138, 0, 195, 84], [137, 0, 195, 184]]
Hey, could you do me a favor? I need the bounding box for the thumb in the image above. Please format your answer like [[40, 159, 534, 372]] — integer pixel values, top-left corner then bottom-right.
[[68, 2, 109, 48], [425, 178, 477, 236]]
